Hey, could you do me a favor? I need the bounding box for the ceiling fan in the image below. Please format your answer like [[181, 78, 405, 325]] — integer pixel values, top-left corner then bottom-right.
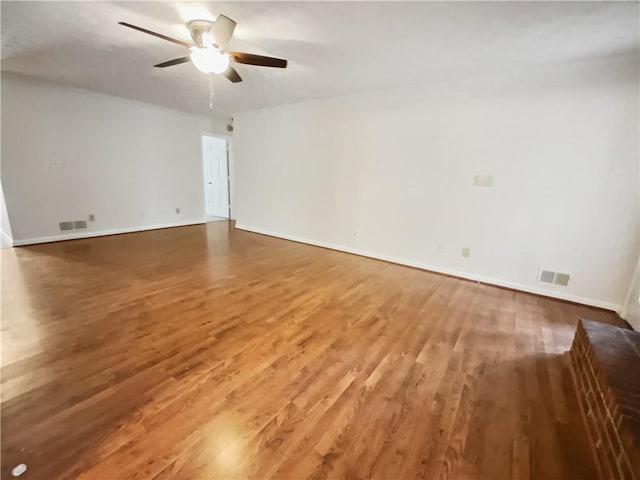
[[118, 14, 287, 83]]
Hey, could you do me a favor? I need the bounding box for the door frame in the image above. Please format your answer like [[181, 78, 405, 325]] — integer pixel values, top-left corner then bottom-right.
[[201, 133, 232, 220]]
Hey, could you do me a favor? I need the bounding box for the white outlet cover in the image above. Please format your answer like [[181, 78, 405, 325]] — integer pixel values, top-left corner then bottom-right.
[[473, 175, 494, 187]]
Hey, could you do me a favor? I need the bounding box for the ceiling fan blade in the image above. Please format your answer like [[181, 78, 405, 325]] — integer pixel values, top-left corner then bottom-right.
[[211, 14, 237, 49], [118, 22, 192, 48], [154, 57, 190, 68], [228, 51, 287, 68], [224, 66, 243, 83]]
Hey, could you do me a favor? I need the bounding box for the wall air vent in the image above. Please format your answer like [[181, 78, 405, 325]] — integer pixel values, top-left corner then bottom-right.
[[60, 220, 89, 232], [539, 269, 571, 287], [539, 270, 555, 283]]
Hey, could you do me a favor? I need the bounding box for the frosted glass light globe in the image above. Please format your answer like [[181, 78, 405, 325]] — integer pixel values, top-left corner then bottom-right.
[[190, 47, 230, 74]]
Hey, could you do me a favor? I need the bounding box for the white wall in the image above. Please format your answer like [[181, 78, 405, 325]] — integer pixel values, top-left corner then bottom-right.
[[1, 74, 230, 244], [234, 55, 639, 310]]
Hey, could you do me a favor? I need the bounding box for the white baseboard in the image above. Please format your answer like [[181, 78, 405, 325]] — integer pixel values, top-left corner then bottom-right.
[[235, 223, 620, 312], [12, 220, 205, 246], [1, 230, 13, 248], [619, 257, 639, 320]]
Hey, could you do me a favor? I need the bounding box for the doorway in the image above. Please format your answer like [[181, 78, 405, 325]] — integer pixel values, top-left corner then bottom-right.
[[202, 135, 230, 221]]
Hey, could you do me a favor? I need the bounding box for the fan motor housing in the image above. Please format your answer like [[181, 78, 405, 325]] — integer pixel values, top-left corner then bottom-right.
[[188, 19, 216, 47]]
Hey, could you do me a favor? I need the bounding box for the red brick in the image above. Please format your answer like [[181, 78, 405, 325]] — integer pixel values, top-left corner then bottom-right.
[[570, 319, 639, 480]]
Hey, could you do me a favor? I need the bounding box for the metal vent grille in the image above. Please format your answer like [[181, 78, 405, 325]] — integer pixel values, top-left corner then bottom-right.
[[60, 220, 90, 231], [539, 269, 570, 287], [539, 270, 555, 283]]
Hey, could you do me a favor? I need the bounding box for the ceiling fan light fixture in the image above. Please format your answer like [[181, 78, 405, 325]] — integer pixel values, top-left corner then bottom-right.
[[201, 31, 216, 47], [190, 46, 230, 74], [119, 15, 287, 86]]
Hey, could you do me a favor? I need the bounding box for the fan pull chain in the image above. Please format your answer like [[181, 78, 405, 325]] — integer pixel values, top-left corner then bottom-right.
[[209, 74, 215, 110]]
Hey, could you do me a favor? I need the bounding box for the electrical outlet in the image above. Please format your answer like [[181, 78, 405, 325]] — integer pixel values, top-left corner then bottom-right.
[[176, 208, 180, 214], [461, 247, 470, 258], [473, 175, 494, 187], [89, 214, 95, 222], [47, 160, 63, 168]]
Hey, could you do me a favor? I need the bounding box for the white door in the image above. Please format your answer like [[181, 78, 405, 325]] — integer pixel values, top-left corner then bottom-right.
[[202, 135, 229, 218]]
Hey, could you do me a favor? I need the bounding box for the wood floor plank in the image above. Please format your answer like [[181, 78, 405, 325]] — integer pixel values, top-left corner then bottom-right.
[[1, 221, 623, 479]]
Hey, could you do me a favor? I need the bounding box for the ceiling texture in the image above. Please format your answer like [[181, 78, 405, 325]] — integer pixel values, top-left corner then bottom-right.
[[1, 1, 638, 117]]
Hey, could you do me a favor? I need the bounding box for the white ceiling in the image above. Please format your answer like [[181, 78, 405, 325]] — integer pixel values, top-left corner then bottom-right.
[[2, 1, 638, 117]]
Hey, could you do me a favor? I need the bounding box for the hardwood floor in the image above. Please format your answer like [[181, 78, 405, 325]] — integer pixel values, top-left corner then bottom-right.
[[1, 222, 623, 479]]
